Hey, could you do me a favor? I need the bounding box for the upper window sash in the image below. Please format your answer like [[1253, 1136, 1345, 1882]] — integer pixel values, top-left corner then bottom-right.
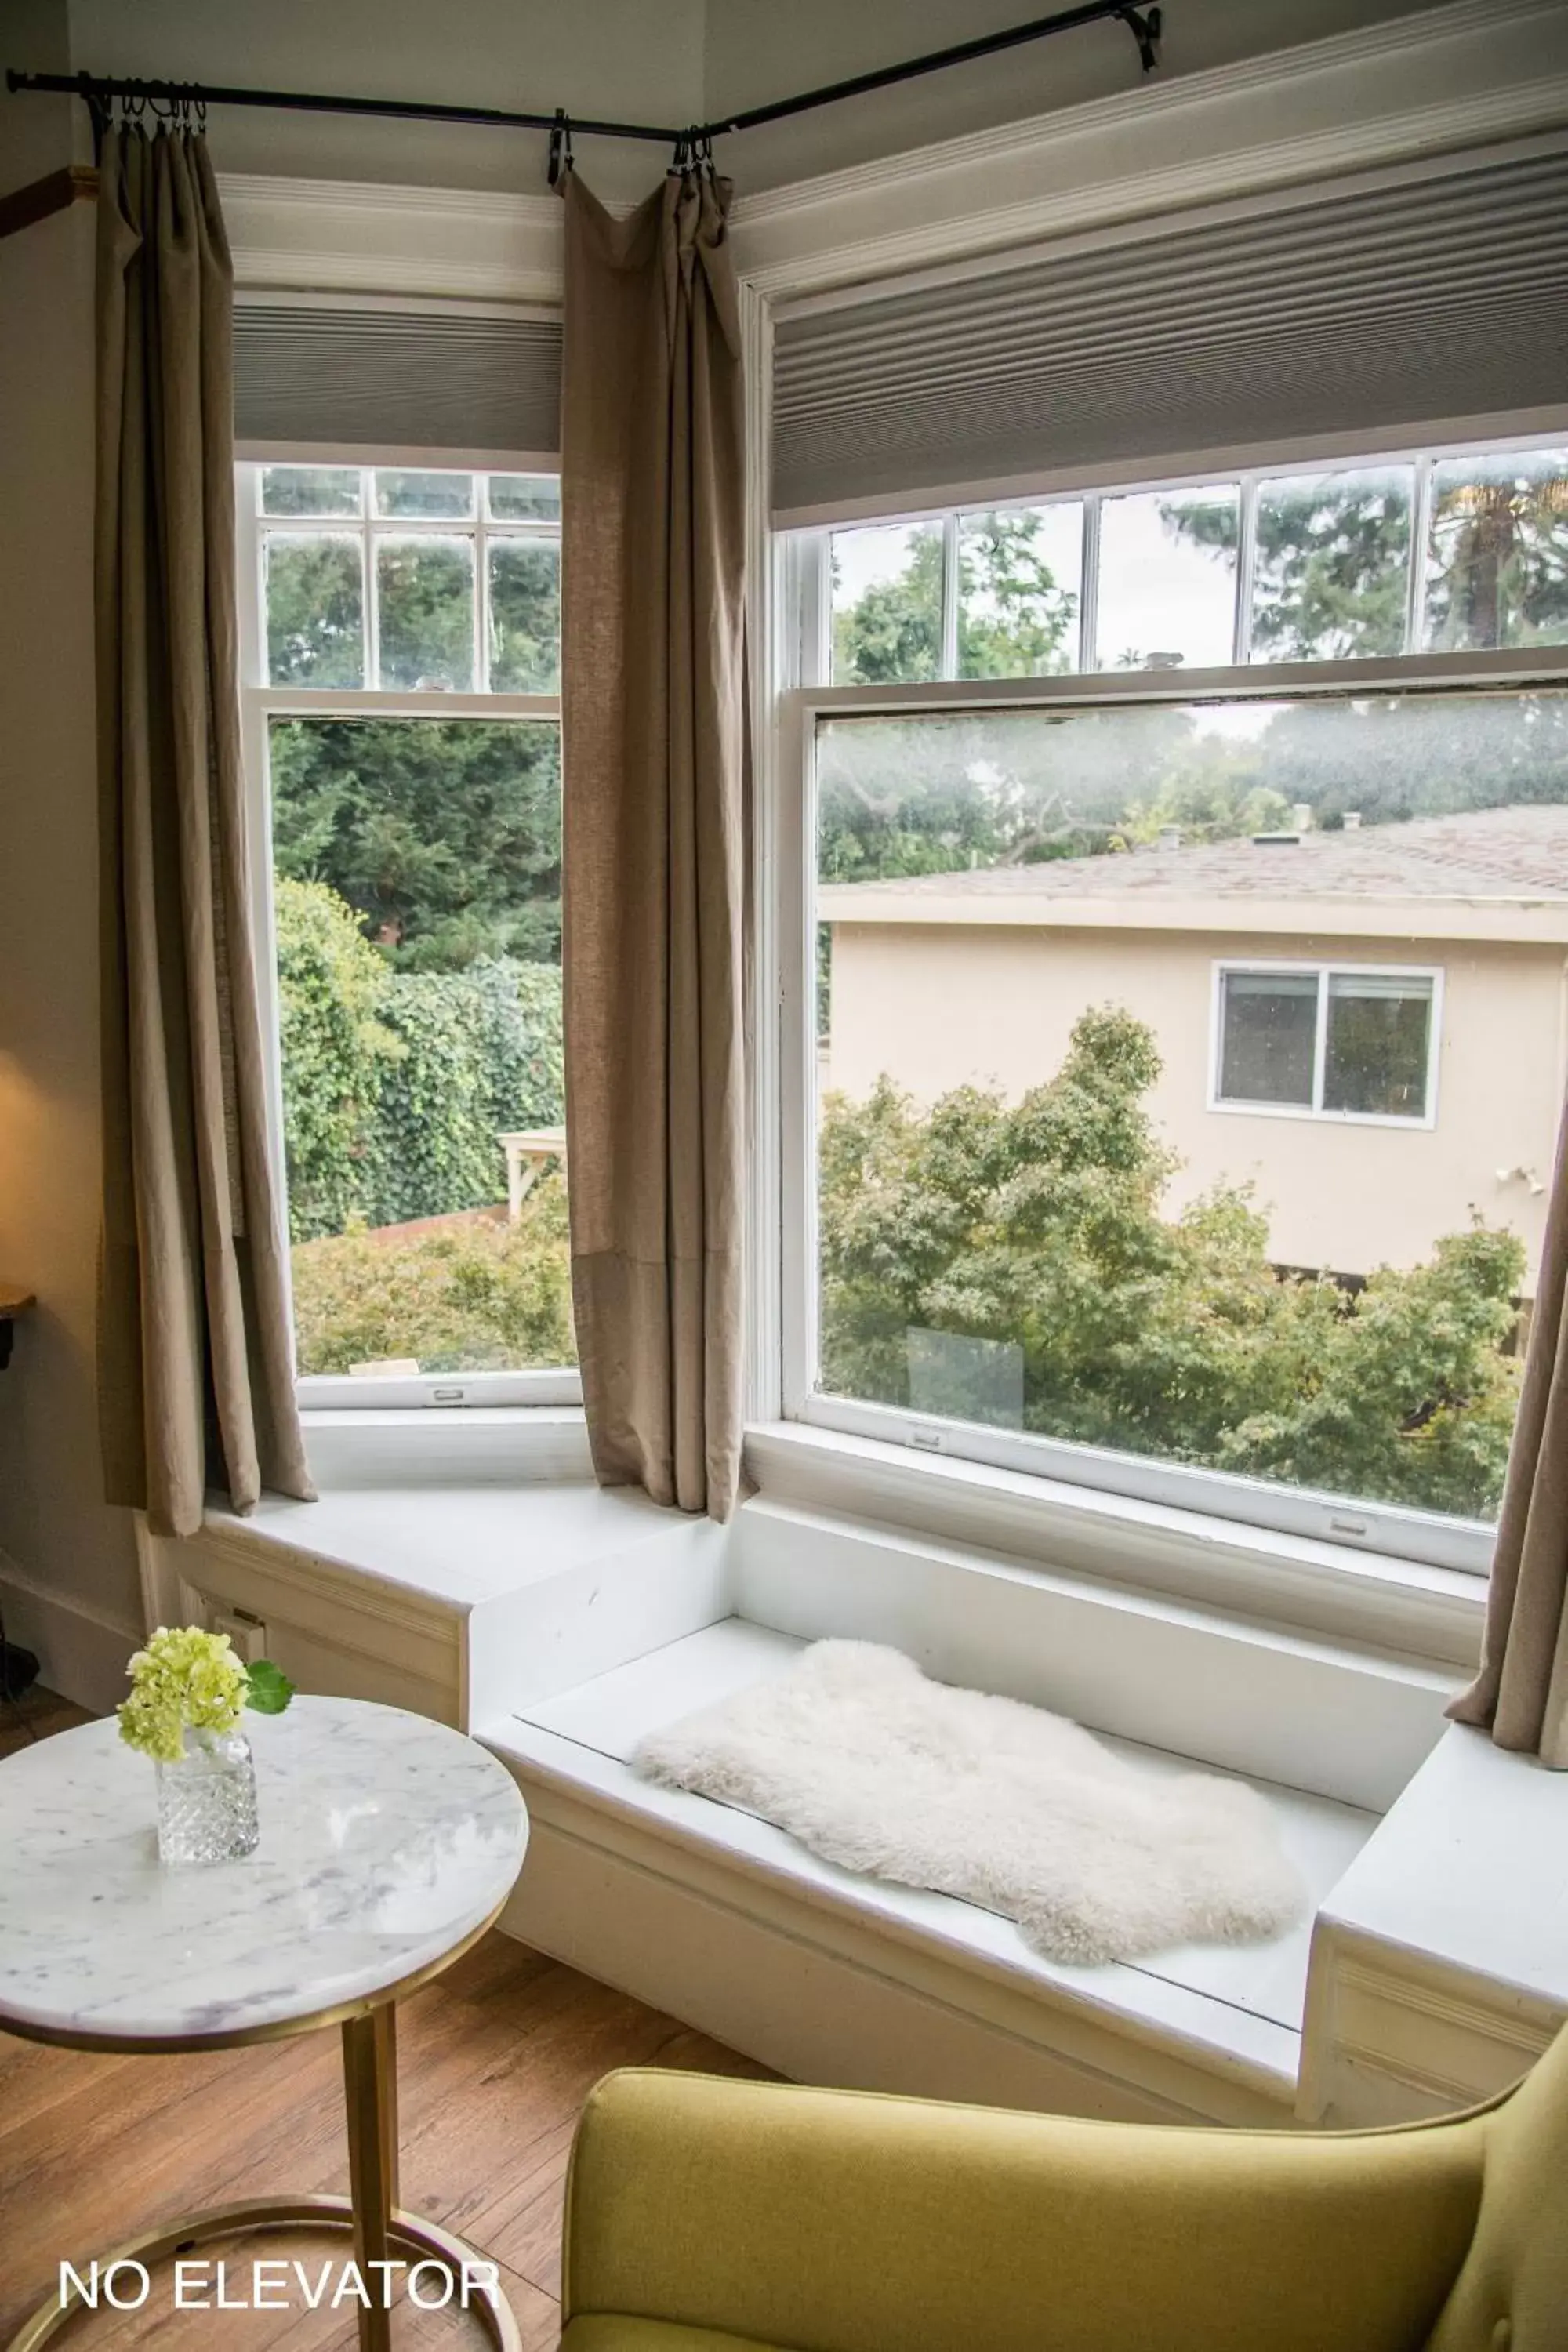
[[248, 462, 563, 701], [804, 433, 1568, 695]]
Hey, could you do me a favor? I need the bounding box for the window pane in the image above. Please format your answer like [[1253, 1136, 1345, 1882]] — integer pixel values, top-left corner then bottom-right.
[[270, 717, 572, 1375], [488, 474, 561, 521], [377, 537, 475, 690], [265, 534, 364, 687], [373, 470, 475, 520], [1323, 972, 1432, 1118], [261, 466, 362, 517], [1252, 469, 1413, 661], [1424, 448, 1568, 652], [957, 505, 1081, 679], [1097, 485, 1239, 671], [488, 538, 561, 694], [831, 522, 942, 684], [1218, 971, 1318, 1106], [814, 691, 1568, 1525]]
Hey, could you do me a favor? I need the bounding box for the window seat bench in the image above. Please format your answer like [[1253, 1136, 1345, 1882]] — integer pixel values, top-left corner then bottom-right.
[[485, 1616, 1374, 2126], [151, 1478, 1568, 2129]]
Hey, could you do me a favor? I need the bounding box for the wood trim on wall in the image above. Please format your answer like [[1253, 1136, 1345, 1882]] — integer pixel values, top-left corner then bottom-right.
[[0, 165, 96, 244]]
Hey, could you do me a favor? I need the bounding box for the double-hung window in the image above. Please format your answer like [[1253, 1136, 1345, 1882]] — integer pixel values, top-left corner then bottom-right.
[[236, 459, 576, 1410], [777, 437, 1568, 1573]]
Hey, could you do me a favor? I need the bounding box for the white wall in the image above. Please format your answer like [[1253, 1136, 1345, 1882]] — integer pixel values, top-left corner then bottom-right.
[[2, 0, 84, 181], [0, 19, 146, 1708], [64, 0, 707, 203], [55, 0, 1440, 198]]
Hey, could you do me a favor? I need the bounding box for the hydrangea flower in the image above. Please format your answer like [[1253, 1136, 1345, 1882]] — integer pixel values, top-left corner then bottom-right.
[[118, 1626, 256, 1763]]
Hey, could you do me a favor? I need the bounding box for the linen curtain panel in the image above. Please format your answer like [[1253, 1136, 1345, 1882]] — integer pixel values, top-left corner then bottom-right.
[[1450, 1100, 1568, 1765], [96, 125, 314, 1539], [558, 169, 747, 1519]]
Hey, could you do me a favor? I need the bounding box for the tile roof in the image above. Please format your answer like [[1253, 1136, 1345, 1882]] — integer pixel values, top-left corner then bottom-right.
[[822, 804, 1568, 904]]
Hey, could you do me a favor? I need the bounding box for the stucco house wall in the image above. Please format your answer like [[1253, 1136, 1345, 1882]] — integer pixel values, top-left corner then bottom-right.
[[822, 917, 1563, 1292]]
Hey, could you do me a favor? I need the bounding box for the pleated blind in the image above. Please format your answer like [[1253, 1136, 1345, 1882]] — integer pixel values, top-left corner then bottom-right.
[[234, 305, 562, 460], [772, 143, 1568, 522]]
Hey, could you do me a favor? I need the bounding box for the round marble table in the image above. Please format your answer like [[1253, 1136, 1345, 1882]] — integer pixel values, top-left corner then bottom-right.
[[0, 1695, 529, 2350]]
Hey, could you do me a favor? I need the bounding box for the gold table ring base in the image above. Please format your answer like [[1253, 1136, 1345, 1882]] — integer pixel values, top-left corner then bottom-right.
[[7, 2194, 524, 2351]]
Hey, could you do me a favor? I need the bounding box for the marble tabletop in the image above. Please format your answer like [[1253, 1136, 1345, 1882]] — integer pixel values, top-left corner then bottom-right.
[[0, 1696, 528, 2045]]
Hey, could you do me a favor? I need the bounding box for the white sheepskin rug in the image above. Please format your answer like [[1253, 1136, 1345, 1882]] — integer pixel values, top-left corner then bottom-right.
[[633, 1640, 1305, 1967]]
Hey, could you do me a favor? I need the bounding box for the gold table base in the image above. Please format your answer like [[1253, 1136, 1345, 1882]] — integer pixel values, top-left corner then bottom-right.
[[9, 2007, 522, 2352]]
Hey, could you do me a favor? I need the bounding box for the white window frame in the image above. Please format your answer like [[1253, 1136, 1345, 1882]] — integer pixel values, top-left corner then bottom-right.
[[1209, 960, 1444, 1131], [815, 430, 1567, 685], [774, 428, 1568, 1583], [234, 455, 579, 1414]]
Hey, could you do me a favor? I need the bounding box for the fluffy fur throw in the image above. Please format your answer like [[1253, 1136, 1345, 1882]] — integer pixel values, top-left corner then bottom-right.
[[634, 1639, 1305, 1966]]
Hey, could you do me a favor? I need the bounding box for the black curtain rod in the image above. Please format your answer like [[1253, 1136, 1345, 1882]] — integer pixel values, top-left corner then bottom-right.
[[5, 2, 1161, 160]]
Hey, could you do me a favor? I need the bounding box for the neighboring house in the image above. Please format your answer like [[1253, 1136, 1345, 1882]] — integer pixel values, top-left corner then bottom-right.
[[819, 805, 1568, 1294]]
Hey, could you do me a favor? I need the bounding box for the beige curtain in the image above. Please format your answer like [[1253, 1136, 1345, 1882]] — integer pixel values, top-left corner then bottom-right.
[[96, 125, 314, 1540], [1449, 1102, 1568, 1764], [558, 169, 748, 1519]]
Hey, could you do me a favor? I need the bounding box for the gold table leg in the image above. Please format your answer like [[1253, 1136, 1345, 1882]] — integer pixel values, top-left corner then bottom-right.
[[343, 2005, 398, 2351], [7, 1998, 521, 2351]]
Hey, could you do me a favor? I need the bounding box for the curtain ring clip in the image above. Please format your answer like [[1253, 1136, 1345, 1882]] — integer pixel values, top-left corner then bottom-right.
[[547, 109, 573, 187]]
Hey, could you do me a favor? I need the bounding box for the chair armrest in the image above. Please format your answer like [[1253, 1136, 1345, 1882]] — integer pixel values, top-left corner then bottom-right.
[[563, 2068, 1483, 2352]]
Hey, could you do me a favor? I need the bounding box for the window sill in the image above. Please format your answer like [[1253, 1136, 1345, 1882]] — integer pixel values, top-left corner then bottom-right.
[[300, 1403, 591, 1490], [742, 1420, 1485, 1670]]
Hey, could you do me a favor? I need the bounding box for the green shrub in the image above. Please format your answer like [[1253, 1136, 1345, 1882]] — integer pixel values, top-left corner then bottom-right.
[[365, 957, 564, 1227], [819, 1007, 1524, 1521], [274, 875, 564, 1240], [274, 877, 402, 1240], [290, 1178, 574, 1374]]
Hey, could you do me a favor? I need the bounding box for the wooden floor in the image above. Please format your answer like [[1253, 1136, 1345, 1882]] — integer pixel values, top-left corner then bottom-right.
[[0, 1681, 93, 1758], [0, 1691, 770, 2347]]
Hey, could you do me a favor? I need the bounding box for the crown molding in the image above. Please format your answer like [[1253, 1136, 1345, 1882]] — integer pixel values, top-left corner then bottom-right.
[[733, 0, 1561, 227], [219, 0, 1568, 307], [732, 0, 1568, 299], [219, 172, 567, 303]]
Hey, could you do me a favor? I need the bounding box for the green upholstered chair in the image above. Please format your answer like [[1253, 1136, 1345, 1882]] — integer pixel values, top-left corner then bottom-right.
[[558, 2029, 1568, 2350]]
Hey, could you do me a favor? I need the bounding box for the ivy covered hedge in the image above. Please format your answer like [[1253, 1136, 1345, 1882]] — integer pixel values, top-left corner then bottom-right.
[[274, 876, 564, 1241]]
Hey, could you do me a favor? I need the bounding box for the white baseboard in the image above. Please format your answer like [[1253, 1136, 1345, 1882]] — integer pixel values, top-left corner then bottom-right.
[[0, 1548, 140, 1717]]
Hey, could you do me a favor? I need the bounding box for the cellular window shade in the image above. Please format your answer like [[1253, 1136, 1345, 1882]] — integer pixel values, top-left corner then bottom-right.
[[233, 304, 562, 459], [771, 143, 1568, 521]]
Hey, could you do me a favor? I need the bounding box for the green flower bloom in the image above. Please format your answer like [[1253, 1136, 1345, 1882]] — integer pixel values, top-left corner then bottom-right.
[[118, 1626, 251, 1764]]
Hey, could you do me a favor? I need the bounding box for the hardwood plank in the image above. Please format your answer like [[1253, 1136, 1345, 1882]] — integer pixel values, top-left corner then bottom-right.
[[0, 1935, 773, 2342], [0, 1684, 95, 1759], [0, 2032, 135, 2137]]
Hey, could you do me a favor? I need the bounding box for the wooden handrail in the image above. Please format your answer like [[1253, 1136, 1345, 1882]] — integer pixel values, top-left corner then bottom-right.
[[0, 164, 96, 243]]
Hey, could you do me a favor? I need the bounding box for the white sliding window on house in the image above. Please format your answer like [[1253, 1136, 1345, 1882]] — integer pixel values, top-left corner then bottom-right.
[[1212, 964, 1441, 1129], [235, 457, 579, 1415], [775, 432, 1568, 1579]]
